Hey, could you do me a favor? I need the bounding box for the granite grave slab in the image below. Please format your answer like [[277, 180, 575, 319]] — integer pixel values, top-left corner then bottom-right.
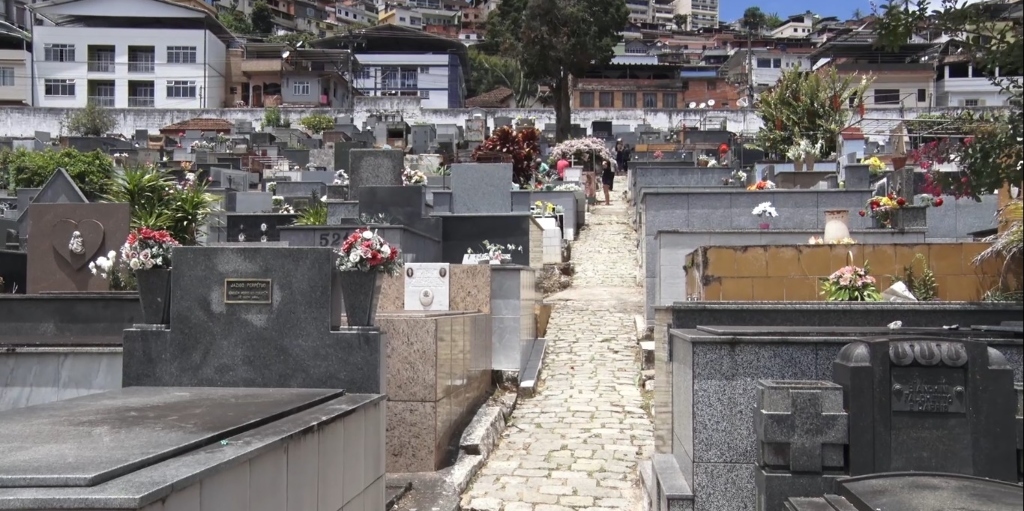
[[26, 203, 130, 293]]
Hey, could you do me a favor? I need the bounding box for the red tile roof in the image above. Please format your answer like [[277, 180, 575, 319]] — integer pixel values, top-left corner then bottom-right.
[[466, 87, 514, 108], [841, 127, 865, 140]]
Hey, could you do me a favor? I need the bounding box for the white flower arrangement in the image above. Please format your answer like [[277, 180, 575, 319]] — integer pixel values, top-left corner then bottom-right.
[[786, 139, 823, 161], [553, 183, 581, 191], [332, 169, 350, 186], [468, 240, 522, 262], [88, 250, 119, 279], [279, 204, 295, 214], [336, 228, 403, 275], [190, 140, 213, 150], [402, 167, 426, 186], [752, 202, 779, 218], [698, 155, 715, 163], [732, 170, 747, 182]]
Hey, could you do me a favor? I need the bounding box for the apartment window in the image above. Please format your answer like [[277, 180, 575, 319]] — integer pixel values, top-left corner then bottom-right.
[[579, 92, 594, 107], [410, 17, 421, 25], [357, 68, 371, 80], [963, 99, 980, 107], [418, 66, 431, 74], [662, 93, 677, 109], [292, 80, 311, 96], [599, 92, 613, 107], [400, 69, 417, 89], [0, 67, 13, 87], [874, 89, 901, 105], [307, 7, 314, 16], [166, 80, 197, 98], [756, 58, 772, 68], [166, 46, 197, 64], [43, 43, 75, 62], [621, 92, 637, 108], [128, 47, 156, 73], [772, 58, 781, 68], [916, 88, 927, 103], [419, 90, 430, 99], [643, 93, 657, 108], [44, 79, 75, 97]]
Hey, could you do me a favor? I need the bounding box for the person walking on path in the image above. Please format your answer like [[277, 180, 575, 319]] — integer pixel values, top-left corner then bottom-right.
[[615, 140, 631, 176], [601, 159, 615, 205]]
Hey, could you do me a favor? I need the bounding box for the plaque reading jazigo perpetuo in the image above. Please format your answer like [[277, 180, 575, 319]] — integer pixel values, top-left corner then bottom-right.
[[224, 279, 273, 304]]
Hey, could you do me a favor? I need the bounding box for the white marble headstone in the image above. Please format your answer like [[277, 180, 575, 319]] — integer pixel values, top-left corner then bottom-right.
[[536, 217, 562, 264], [404, 263, 451, 311], [564, 167, 583, 182]]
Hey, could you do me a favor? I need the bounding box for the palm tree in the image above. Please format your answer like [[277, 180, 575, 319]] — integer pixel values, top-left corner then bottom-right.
[[765, 12, 784, 30], [852, 8, 864, 20]]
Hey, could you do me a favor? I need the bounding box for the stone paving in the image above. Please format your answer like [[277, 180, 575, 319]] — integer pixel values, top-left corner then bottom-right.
[[462, 178, 653, 511]]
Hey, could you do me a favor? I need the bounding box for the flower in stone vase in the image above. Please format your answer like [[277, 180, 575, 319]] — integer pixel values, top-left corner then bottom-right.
[[119, 227, 179, 271], [402, 167, 426, 186], [864, 156, 886, 174], [820, 263, 880, 301], [335, 228, 403, 275], [467, 240, 522, 262]]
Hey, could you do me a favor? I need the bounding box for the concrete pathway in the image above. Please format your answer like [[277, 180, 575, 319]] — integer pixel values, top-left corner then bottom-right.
[[462, 178, 653, 511]]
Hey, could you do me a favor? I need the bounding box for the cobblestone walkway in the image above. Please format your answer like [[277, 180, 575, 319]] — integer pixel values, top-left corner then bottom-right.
[[462, 178, 653, 511]]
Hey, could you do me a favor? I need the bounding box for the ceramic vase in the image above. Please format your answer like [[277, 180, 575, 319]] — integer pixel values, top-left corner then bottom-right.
[[334, 270, 383, 328], [804, 155, 816, 171], [823, 210, 851, 242], [793, 159, 804, 172], [759, 222, 771, 230], [136, 268, 171, 325]]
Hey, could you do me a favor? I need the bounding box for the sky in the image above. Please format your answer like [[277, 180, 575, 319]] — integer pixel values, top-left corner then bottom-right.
[[718, 1, 878, 23]]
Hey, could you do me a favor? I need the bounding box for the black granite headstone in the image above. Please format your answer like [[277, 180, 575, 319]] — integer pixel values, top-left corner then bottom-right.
[[833, 337, 1018, 481], [441, 215, 532, 266], [225, 213, 300, 243]]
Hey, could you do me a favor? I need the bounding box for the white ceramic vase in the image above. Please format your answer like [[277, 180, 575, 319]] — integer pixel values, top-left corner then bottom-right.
[[823, 209, 851, 242]]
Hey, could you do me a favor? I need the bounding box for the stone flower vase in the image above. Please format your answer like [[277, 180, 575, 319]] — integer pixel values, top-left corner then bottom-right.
[[135, 268, 171, 325], [758, 221, 771, 230], [334, 270, 383, 328], [793, 159, 804, 172], [803, 154, 816, 171], [823, 210, 851, 242]]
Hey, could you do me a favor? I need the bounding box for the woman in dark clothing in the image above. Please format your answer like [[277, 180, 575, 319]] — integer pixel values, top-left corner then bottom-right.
[[615, 140, 631, 175], [601, 159, 615, 205]]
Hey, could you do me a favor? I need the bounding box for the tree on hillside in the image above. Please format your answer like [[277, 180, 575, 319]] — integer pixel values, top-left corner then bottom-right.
[[673, 14, 689, 30], [488, 0, 629, 142], [741, 7, 767, 32], [765, 12, 784, 30], [218, 6, 252, 35], [852, 8, 865, 20], [250, 1, 275, 36], [468, 48, 537, 107]]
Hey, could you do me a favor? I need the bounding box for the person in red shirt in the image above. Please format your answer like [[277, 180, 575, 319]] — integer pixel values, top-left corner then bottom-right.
[[556, 158, 570, 179]]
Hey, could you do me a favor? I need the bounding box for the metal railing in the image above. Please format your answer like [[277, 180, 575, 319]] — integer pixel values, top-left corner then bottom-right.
[[128, 96, 154, 107], [128, 60, 155, 73], [88, 96, 115, 107], [87, 60, 115, 73]]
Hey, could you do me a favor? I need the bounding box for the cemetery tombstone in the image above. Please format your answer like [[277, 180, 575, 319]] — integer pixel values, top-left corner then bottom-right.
[[26, 203, 130, 293], [348, 149, 404, 201], [333, 141, 369, 175], [494, 116, 513, 129], [465, 118, 486, 142], [450, 163, 513, 214], [16, 169, 89, 249], [404, 263, 451, 311], [225, 213, 300, 243]]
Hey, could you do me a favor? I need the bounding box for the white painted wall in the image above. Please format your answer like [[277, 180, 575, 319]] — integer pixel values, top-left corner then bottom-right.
[[353, 53, 453, 108], [31, 26, 228, 108], [0, 49, 29, 105], [863, 78, 935, 109], [751, 53, 812, 87], [0, 101, 985, 139]]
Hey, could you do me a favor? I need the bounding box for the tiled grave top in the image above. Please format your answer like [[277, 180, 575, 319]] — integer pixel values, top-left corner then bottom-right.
[[669, 328, 1022, 347], [0, 387, 344, 488], [689, 325, 1023, 343], [827, 472, 1023, 511], [0, 389, 383, 510]]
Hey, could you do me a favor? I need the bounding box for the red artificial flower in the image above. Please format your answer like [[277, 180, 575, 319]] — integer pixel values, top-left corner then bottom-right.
[[934, 197, 944, 207], [858, 210, 866, 217], [896, 197, 906, 207], [368, 251, 383, 266], [964, 137, 973, 145], [388, 248, 399, 261], [126, 231, 138, 245], [887, 194, 895, 200], [961, 177, 970, 184]]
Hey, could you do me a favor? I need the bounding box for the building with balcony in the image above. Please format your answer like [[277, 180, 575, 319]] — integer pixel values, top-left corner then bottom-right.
[[227, 42, 357, 108], [315, 23, 467, 108], [29, 0, 237, 108], [674, 0, 718, 30], [771, 13, 815, 39], [931, 41, 1021, 107], [330, 2, 375, 26], [574, 62, 687, 109], [808, 29, 937, 109], [624, 0, 650, 24], [378, 5, 423, 29], [0, 19, 30, 106], [719, 48, 813, 95]]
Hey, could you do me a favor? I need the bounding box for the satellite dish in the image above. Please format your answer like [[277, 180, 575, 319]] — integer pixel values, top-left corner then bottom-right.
[[707, 99, 716, 107], [282, 50, 290, 59], [688, 102, 697, 108], [699, 103, 707, 109]]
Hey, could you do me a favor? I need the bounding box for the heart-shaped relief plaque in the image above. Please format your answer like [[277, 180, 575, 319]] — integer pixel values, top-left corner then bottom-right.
[[50, 218, 106, 270]]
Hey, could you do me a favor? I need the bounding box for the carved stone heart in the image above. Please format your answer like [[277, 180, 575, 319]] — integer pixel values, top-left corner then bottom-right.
[[51, 219, 106, 270]]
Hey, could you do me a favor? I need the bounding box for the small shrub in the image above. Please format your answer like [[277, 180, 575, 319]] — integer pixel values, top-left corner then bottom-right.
[[300, 114, 335, 134], [65, 102, 118, 137], [3, 147, 114, 200]]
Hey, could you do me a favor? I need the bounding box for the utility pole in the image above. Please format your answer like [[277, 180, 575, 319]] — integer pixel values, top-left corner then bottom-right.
[[746, 26, 755, 107]]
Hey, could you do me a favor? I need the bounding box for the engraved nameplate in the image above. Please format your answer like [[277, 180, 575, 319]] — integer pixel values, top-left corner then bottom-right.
[[224, 279, 273, 304], [891, 369, 967, 414]]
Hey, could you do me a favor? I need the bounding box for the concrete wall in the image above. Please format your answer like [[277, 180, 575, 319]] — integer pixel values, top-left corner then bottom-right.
[[0, 347, 122, 412], [0, 101, 990, 137]]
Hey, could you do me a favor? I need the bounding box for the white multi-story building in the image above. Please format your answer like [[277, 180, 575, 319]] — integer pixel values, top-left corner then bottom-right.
[[771, 13, 815, 39], [935, 59, 1019, 107], [29, 0, 236, 108], [624, 0, 650, 24], [673, 0, 718, 30]]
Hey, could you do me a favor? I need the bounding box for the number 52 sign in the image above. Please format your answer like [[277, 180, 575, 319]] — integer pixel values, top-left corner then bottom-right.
[[315, 229, 347, 247]]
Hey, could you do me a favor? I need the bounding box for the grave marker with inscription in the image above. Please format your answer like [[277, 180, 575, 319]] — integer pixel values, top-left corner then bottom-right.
[[224, 279, 273, 304], [403, 263, 450, 311]]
